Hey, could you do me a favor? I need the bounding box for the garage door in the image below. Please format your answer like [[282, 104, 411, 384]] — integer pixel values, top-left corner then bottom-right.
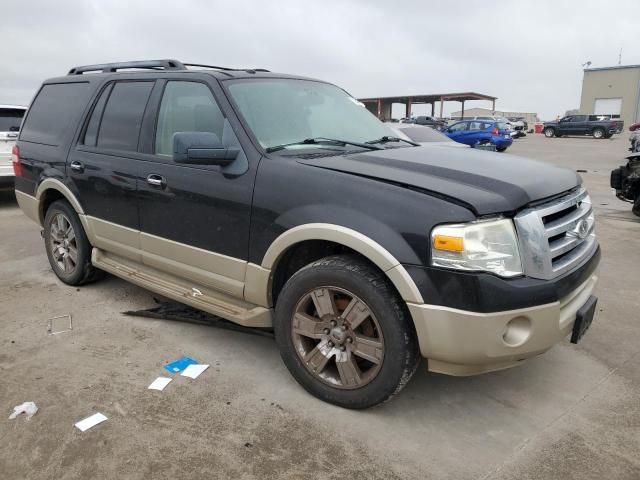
[[594, 98, 622, 115]]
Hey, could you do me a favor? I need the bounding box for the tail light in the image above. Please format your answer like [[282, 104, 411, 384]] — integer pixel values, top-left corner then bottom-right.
[[491, 127, 499, 135], [12, 145, 23, 177]]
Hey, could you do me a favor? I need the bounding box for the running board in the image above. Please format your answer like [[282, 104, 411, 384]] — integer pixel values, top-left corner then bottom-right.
[[92, 248, 273, 328]]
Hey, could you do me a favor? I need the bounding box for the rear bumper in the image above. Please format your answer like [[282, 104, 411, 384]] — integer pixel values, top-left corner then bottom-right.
[[491, 136, 513, 148], [0, 151, 14, 188], [407, 273, 598, 376]]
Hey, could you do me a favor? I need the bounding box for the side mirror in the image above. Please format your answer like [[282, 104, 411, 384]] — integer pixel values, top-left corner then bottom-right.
[[173, 132, 239, 165]]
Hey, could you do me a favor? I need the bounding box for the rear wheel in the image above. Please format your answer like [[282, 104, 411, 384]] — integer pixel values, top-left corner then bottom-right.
[[544, 127, 555, 138], [593, 128, 605, 139], [274, 255, 420, 409], [44, 200, 103, 285], [496, 146, 508, 152]]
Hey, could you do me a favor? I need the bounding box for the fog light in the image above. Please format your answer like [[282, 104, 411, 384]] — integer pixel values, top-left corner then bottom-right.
[[502, 317, 531, 347]]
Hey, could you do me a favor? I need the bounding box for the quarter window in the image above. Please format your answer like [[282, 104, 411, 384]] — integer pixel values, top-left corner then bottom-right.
[[155, 81, 225, 156], [96, 81, 154, 151]]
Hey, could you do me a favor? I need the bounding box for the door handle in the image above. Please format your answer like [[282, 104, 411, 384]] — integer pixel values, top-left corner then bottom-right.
[[70, 161, 84, 173], [146, 174, 166, 187]]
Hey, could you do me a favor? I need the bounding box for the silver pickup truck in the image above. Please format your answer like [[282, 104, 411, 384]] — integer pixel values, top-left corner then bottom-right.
[[0, 105, 27, 190]]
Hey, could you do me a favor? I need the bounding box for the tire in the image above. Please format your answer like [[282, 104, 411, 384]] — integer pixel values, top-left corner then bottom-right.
[[593, 128, 605, 139], [274, 255, 420, 409], [633, 195, 640, 218], [610, 168, 623, 190], [544, 127, 555, 138], [43, 200, 103, 285], [496, 147, 507, 152]]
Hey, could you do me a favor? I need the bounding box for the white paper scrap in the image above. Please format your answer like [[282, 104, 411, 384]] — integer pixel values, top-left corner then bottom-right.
[[74, 413, 108, 432], [148, 377, 172, 391], [181, 364, 209, 379]]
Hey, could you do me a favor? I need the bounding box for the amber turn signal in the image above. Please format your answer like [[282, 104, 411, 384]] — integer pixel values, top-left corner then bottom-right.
[[432, 234, 464, 252]]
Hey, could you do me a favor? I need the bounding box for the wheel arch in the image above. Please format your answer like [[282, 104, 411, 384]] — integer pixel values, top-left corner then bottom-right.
[[35, 178, 85, 225], [244, 223, 424, 308]]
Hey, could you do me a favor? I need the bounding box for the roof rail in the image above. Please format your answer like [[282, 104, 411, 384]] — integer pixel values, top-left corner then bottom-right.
[[183, 63, 270, 74], [68, 59, 186, 75]]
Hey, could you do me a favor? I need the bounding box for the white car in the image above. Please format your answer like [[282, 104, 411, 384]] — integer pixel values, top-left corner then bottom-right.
[[0, 105, 27, 190], [390, 123, 470, 148]]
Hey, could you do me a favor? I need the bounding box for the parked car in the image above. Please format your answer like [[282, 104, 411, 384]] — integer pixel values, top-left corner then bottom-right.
[[610, 152, 640, 216], [507, 117, 528, 136], [14, 59, 600, 408], [629, 122, 640, 153], [400, 115, 446, 129], [457, 116, 523, 138], [0, 105, 27, 190], [391, 123, 469, 148], [543, 115, 623, 139], [441, 119, 513, 151]]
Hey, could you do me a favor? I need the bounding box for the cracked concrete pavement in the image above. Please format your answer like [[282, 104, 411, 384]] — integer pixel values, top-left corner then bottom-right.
[[0, 134, 638, 479]]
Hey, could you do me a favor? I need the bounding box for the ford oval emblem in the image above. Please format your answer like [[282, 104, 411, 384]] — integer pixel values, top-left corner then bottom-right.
[[577, 219, 589, 239]]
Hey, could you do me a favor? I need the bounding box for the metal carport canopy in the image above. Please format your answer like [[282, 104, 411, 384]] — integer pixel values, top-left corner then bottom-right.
[[358, 92, 497, 119]]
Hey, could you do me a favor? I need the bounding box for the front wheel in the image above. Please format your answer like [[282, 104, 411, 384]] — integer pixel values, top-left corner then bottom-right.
[[274, 255, 420, 409], [544, 127, 555, 138]]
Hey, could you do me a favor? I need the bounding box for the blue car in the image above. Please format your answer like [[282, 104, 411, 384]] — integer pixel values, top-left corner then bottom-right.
[[442, 120, 513, 152]]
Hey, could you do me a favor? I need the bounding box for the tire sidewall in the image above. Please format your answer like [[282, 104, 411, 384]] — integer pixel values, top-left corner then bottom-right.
[[544, 128, 555, 138], [44, 200, 92, 285], [274, 258, 417, 409], [593, 128, 604, 139]]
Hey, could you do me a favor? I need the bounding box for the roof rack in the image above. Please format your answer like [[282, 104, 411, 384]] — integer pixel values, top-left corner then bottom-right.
[[183, 63, 270, 74], [68, 59, 186, 75], [68, 59, 270, 76]]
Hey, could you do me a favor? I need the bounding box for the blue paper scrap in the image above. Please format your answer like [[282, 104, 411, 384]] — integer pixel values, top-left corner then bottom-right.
[[164, 357, 198, 374]]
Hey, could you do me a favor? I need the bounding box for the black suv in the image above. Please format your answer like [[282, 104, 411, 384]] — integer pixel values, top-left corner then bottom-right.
[[14, 60, 600, 408]]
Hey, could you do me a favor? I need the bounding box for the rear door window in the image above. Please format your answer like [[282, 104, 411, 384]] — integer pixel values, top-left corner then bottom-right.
[[97, 81, 154, 152], [0, 108, 25, 132], [20, 82, 91, 146], [469, 121, 484, 130], [83, 84, 113, 147]]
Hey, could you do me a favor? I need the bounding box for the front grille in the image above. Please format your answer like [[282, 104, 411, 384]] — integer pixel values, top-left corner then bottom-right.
[[514, 188, 597, 280]]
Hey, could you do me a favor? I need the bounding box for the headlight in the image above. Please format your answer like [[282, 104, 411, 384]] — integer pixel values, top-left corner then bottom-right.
[[430, 218, 523, 277]]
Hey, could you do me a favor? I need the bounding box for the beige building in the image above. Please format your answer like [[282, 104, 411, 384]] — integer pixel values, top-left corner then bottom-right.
[[450, 107, 538, 127], [579, 65, 640, 127]]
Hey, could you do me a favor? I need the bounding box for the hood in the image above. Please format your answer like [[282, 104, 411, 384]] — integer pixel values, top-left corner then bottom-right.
[[297, 145, 580, 215]]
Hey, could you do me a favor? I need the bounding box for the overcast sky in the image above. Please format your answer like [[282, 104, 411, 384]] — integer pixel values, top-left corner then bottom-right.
[[3, 0, 639, 120]]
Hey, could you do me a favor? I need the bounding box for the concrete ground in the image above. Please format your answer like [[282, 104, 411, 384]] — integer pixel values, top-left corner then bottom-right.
[[1, 134, 638, 480]]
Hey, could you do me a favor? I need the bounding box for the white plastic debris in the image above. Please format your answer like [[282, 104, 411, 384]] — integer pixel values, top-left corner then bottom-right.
[[9, 402, 38, 420], [181, 364, 209, 379], [148, 377, 172, 391], [74, 413, 108, 432]]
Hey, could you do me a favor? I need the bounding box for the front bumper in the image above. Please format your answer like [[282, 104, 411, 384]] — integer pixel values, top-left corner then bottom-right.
[[407, 273, 598, 376]]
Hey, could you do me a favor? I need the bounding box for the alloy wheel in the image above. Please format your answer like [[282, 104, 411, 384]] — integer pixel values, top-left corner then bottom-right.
[[291, 286, 384, 389], [49, 213, 78, 274]]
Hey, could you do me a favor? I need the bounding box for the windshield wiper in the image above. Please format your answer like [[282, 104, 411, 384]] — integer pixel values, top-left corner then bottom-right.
[[266, 137, 383, 153], [366, 136, 419, 146]]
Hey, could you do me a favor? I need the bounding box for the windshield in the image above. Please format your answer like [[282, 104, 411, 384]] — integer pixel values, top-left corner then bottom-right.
[[226, 79, 396, 151], [0, 109, 25, 132], [395, 126, 452, 143]]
